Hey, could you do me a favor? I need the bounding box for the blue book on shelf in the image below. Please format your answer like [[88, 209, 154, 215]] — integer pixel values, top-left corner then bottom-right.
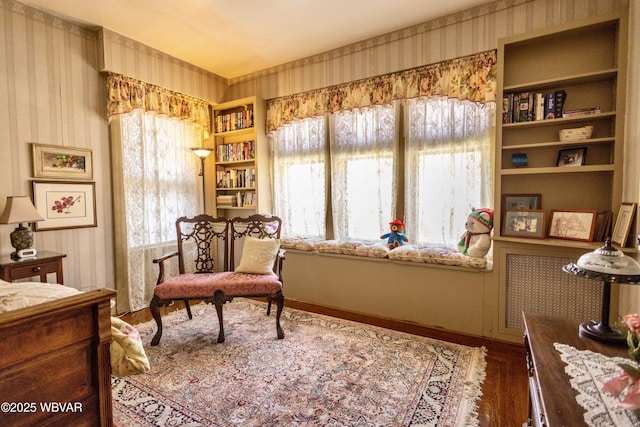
[[512, 152, 528, 168]]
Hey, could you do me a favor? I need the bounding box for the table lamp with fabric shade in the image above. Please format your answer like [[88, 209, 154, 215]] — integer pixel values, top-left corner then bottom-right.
[[0, 196, 44, 258]]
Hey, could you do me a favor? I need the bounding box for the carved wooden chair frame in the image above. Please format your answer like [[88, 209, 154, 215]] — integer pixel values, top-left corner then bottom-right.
[[149, 214, 284, 345]]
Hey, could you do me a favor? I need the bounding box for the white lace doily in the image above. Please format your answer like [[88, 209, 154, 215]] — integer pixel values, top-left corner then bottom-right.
[[554, 343, 640, 427]]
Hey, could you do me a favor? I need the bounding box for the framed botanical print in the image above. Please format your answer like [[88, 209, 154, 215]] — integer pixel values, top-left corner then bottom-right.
[[32, 180, 97, 231], [32, 143, 93, 180]]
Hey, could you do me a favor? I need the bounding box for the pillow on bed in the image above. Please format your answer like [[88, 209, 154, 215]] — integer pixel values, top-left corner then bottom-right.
[[110, 317, 150, 377], [0, 280, 82, 313], [235, 236, 281, 275]]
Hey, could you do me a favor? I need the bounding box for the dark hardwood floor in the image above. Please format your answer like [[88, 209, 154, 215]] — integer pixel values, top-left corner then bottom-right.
[[120, 299, 529, 426]]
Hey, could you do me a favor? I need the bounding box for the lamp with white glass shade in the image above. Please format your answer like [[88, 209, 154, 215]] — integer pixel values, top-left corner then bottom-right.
[[563, 237, 640, 344], [191, 147, 213, 209]]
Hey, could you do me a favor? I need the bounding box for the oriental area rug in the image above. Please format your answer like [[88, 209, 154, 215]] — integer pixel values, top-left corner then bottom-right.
[[112, 299, 486, 426]]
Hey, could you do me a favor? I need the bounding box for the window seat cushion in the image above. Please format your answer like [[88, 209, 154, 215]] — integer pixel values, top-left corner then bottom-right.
[[154, 271, 283, 299], [281, 238, 488, 268], [388, 244, 487, 268]]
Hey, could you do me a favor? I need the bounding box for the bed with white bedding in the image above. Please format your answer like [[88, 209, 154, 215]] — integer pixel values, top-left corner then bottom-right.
[[0, 280, 149, 427]]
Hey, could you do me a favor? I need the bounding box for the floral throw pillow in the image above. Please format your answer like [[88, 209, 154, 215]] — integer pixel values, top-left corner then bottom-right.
[[235, 236, 281, 275]]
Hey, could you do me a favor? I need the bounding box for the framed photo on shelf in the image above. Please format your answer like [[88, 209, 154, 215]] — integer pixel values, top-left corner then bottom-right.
[[548, 210, 597, 242], [593, 211, 613, 243], [502, 210, 546, 239], [611, 202, 637, 247], [502, 194, 541, 210], [32, 180, 97, 231], [32, 143, 93, 180], [556, 147, 586, 167]]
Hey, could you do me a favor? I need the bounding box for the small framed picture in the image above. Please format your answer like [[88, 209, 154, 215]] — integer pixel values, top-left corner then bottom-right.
[[556, 147, 586, 167], [32, 180, 97, 231], [611, 202, 637, 247], [593, 211, 613, 243], [548, 210, 597, 242], [502, 194, 541, 210], [32, 143, 93, 180], [502, 210, 546, 239]]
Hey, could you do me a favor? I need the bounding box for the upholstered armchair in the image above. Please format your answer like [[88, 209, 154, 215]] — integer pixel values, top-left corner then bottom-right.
[[149, 214, 285, 345]]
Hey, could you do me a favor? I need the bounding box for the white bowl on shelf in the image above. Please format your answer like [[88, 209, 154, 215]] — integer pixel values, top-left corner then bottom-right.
[[559, 125, 593, 141]]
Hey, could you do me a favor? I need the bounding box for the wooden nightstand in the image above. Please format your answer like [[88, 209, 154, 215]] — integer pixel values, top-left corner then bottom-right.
[[0, 251, 67, 284]]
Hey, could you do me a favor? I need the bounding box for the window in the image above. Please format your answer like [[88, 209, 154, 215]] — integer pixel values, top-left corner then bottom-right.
[[111, 110, 202, 312], [120, 112, 201, 247], [271, 116, 327, 238], [267, 51, 496, 249], [270, 99, 493, 248], [330, 104, 398, 241], [405, 97, 494, 246]]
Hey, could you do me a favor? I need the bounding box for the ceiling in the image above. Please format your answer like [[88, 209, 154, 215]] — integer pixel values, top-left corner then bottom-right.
[[20, 0, 490, 79]]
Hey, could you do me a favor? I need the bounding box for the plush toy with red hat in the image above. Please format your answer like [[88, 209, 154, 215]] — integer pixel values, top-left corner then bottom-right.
[[381, 219, 408, 250], [458, 208, 494, 258]]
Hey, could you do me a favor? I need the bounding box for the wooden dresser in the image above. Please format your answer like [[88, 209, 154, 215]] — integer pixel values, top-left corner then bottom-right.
[[523, 313, 629, 426]]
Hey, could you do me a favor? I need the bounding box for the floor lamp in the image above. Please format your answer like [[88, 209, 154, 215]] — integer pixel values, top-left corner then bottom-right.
[[191, 148, 213, 211]]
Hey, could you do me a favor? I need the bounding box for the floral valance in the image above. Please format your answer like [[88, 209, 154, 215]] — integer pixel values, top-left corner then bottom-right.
[[266, 50, 496, 133], [106, 73, 211, 134]]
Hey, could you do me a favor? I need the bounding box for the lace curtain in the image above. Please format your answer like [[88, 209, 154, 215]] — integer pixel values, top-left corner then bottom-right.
[[330, 103, 398, 241], [267, 50, 496, 246], [271, 116, 327, 238], [404, 96, 495, 246], [110, 109, 202, 313]]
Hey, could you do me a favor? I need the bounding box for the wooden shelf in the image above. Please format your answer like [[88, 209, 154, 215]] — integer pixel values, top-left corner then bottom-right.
[[502, 137, 614, 151], [213, 127, 254, 138], [216, 187, 256, 191], [501, 112, 615, 129], [215, 159, 254, 166], [501, 165, 614, 175], [503, 69, 617, 92], [493, 236, 603, 250]]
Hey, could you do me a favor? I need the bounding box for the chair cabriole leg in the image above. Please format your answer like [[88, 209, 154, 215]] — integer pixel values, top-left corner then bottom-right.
[[214, 290, 226, 343], [275, 291, 285, 340], [184, 300, 193, 319], [150, 295, 164, 346]]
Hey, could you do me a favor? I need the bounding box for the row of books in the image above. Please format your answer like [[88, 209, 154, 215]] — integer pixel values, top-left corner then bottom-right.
[[214, 109, 254, 133], [216, 168, 255, 189], [216, 192, 256, 208], [502, 90, 566, 123], [243, 192, 256, 207], [216, 141, 255, 163], [561, 106, 601, 118]]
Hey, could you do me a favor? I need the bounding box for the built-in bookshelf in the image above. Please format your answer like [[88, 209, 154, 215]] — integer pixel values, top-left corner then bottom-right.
[[494, 12, 628, 249], [491, 12, 629, 342], [209, 96, 271, 215]]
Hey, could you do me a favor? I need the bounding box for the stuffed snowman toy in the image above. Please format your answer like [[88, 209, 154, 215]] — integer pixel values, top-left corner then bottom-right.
[[458, 208, 494, 258]]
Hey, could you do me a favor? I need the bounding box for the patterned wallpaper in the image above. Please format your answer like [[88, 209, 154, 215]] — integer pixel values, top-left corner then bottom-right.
[[99, 28, 226, 104], [0, 0, 112, 289], [225, 0, 628, 102]]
